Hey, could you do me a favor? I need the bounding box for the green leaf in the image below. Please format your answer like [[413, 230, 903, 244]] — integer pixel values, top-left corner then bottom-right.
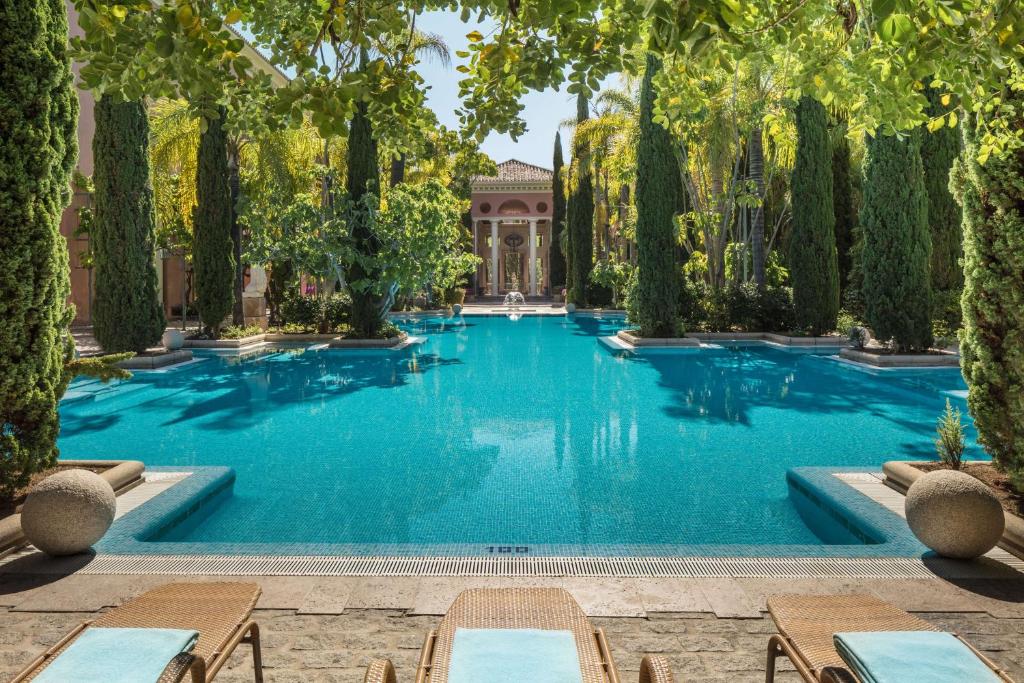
[[466, 30, 483, 43], [879, 13, 914, 43], [872, 0, 897, 21], [154, 34, 174, 57]]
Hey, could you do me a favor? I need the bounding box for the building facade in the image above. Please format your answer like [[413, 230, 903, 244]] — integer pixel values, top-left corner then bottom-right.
[[469, 160, 554, 297], [63, 3, 288, 324]]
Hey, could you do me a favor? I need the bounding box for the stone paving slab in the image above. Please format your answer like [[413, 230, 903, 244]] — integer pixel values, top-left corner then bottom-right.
[[0, 573, 1022, 681], [2, 603, 1021, 683]]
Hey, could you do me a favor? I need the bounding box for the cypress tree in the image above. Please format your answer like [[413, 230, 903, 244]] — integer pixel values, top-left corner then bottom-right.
[[346, 96, 382, 337], [192, 108, 235, 336], [953, 91, 1024, 486], [789, 96, 840, 335], [549, 132, 567, 289], [567, 93, 594, 306], [921, 86, 963, 294], [0, 0, 77, 495], [91, 97, 165, 352], [633, 54, 680, 337], [860, 130, 932, 351], [831, 123, 856, 292]]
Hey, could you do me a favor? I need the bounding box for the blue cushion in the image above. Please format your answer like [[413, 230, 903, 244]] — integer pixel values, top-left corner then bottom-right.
[[35, 627, 199, 683], [833, 631, 1001, 683], [448, 627, 584, 683]]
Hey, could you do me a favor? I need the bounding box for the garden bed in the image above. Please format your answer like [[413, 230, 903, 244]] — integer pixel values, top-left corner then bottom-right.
[[616, 329, 701, 348], [686, 332, 843, 346], [882, 460, 1024, 558], [840, 347, 960, 367]]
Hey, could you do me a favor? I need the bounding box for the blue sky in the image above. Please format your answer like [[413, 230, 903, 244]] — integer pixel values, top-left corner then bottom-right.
[[415, 10, 574, 169]]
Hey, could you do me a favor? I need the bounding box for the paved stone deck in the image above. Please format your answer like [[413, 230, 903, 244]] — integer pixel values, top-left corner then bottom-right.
[[1, 573, 1022, 681]]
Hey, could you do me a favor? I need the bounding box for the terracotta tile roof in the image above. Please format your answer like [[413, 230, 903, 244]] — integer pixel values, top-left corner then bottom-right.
[[473, 159, 553, 184]]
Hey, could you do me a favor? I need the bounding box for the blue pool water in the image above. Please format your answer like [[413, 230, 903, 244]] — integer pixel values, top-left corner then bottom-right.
[[59, 315, 978, 555]]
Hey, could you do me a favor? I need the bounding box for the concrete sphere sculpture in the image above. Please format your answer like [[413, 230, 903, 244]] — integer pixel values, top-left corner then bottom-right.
[[452, 303, 463, 315], [905, 470, 1004, 559], [565, 302, 576, 314], [21, 470, 116, 556]]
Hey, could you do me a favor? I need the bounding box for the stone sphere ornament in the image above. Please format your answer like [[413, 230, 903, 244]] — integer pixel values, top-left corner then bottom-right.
[[905, 469, 1004, 559], [21, 470, 116, 556], [565, 303, 576, 314], [453, 303, 463, 315]]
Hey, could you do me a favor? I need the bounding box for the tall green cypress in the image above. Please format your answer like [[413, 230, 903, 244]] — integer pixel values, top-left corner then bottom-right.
[[831, 123, 856, 293], [633, 54, 679, 337], [953, 91, 1024, 486], [192, 108, 235, 336], [789, 96, 840, 335], [922, 86, 963, 294], [549, 132, 567, 289], [91, 97, 165, 352], [346, 97, 382, 337], [860, 130, 932, 351], [0, 0, 77, 495], [567, 93, 594, 306]]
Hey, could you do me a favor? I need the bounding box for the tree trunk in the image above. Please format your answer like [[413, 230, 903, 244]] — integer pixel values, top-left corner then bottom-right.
[[750, 126, 766, 287], [228, 144, 243, 325], [390, 153, 406, 187]]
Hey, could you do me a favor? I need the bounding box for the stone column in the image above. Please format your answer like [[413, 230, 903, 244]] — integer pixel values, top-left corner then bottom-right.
[[528, 219, 538, 296], [471, 218, 479, 294], [490, 221, 499, 295]]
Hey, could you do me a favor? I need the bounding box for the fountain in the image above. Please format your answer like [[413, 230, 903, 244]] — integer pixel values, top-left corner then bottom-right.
[[503, 291, 526, 308]]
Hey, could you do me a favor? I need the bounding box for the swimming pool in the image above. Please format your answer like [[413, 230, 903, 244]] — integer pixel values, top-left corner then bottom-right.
[[59, 314, 977, 556]]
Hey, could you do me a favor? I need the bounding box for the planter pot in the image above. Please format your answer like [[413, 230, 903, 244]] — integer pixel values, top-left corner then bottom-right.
[[161, 329, 184, 350]]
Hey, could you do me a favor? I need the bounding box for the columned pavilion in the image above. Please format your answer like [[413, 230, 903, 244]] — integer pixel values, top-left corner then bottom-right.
[[469, 160, 554, 297]]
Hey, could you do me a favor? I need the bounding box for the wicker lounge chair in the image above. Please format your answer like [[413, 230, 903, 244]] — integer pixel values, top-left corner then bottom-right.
[[766, 594, 1013, 683], [364, 587, 674, 683], [12, 581, 263, 683]]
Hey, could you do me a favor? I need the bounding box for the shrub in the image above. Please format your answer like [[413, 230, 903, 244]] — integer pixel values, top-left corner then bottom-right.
[[1, 0, 77, 497], [91, 97, 165, 353], [755, 286, 797, 332], [677, 281, 795, 333], [790, 96, 840, 335], [935, 399, 966, 470], [860, 129, 933, 352], [954, 88, 1024, 489], [280, 293, 351, 333], [632, 53, 681, 335], [220, 324, 263, 340], [193, 108, 235, 336]]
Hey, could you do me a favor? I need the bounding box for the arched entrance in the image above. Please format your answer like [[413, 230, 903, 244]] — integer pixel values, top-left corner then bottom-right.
[[469, 160, 555, 297]]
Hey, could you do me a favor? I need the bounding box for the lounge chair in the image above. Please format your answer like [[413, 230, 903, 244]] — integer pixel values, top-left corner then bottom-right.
[[364, 587, 675, 682], [12, 581, 263, 683], [766, 594, 1013, 683]]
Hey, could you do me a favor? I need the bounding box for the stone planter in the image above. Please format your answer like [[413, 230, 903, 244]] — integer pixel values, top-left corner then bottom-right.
[[161, 328, 184, 350], [616, 330, 701, 348], [328, 333, 408, 349], [840, 347, 960, 367], [116, 350, 193, 370]]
